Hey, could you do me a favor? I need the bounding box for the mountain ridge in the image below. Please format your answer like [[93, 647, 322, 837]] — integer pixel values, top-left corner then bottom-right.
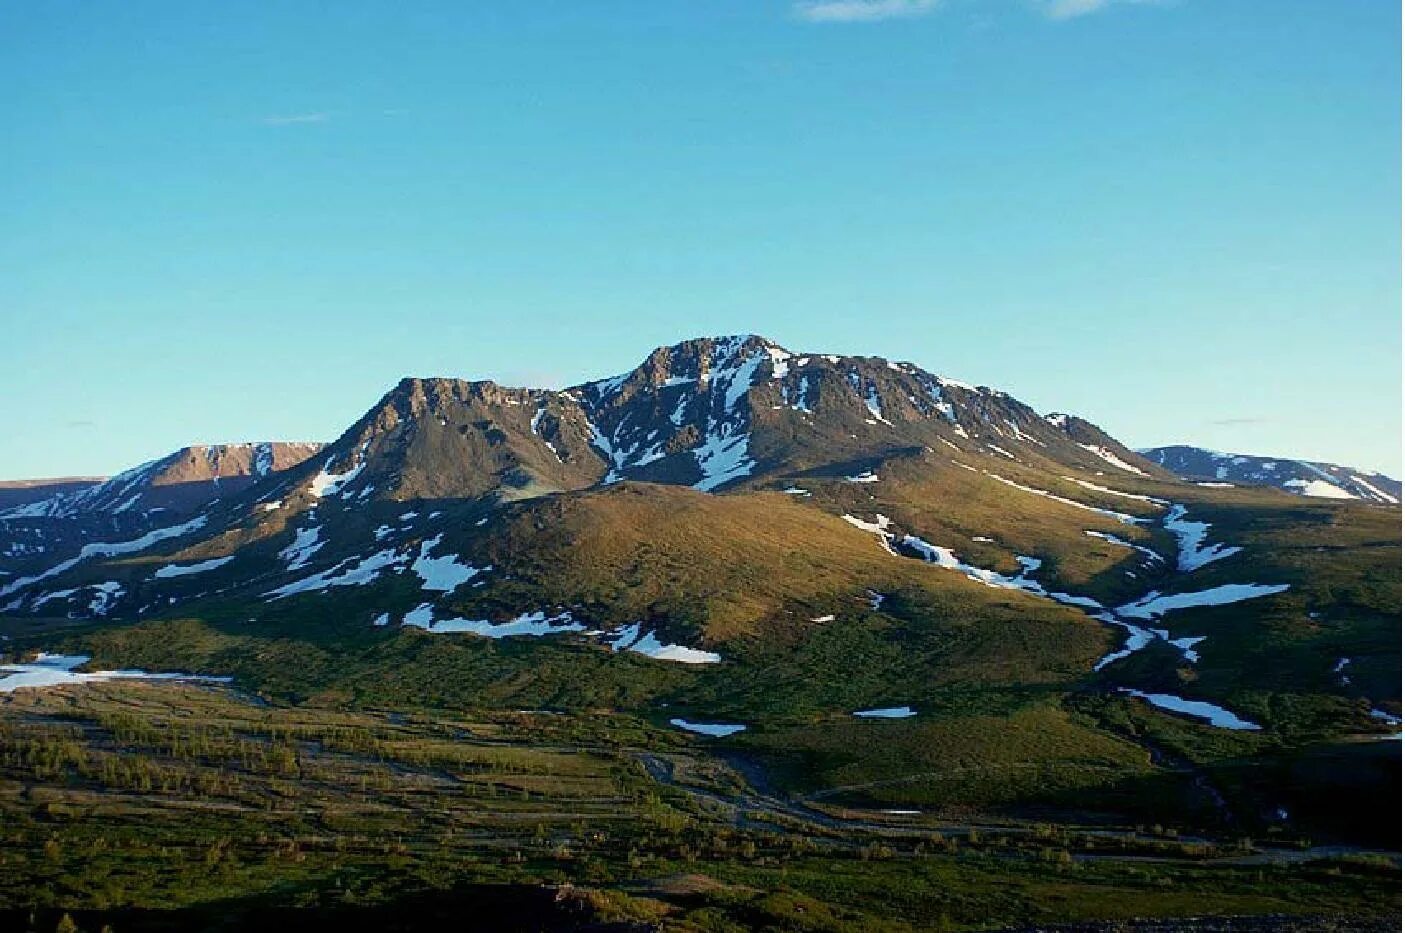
[[1140, 444, 1400, 504], [0, 335, 1395, 638]]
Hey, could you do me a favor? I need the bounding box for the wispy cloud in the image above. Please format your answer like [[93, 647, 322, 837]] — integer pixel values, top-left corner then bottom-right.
[[794, 0, 940, 23], [1040, 0, 1162, 21], [794, 0, 1167, 24], [1210, 417, 1267, 427], [260, 112, 330, 127]]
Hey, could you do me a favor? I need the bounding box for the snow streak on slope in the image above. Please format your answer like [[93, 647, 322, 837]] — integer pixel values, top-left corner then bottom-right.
[[405, 607, 587, 638], [694, 429, 754, 492], [0, 515, 210, 598], [0, 458, 163, 519], [267, 548, 405, 599], [1084, 531, 1164, 567], [691, 338, 767, 492], [1120, 689, 1261, 731], [1078, 444, 1146, 475], [838, 490, 1286, 730], [1117, 584, 1292, 620], [899, 536, 1103, 609], [589, 415, 665, 484], [32, 582, 125, 617], [154, 556, 235, 578], [957, 464, 1145, 526], [842, 513, 898, 555], [392, 612, 723, 663], [853, 706, 916, 719], [1068, 478, 1167, 505], [1162, 505, 1241, 572], [279, 526, 324, 571]]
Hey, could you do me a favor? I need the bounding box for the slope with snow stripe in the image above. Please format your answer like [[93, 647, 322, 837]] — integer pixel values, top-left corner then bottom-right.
[[837, 499, 1285, 731], [392, 611, 723, 663], [959, 464, 1147, 525], [0, 515, 211, 601]]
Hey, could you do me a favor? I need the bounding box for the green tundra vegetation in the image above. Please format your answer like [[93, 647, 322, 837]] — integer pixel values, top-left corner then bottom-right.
[[0, 470, 1396, 929], [0, 679, 1396, 932]]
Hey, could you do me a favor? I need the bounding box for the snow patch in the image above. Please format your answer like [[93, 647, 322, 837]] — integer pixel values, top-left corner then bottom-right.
[[412, 609, 586, 638], [670, 718, 746, 737], [309, 457, 366, 499], [693, 427, 754, 492], [1083, 531, 1164, 566], [1284, 478, 1356, 500], [1120, 689, 1261, 731], [1116, 584, 1290, 620], [977, 470, 1143, 525], [854, 706, 916, 719], [267, 548, 404, 599], [0, 653, 230, 694], [153, 556, 235, 578], [0, 515, 210, 598], [1068, 478, 1167, 505], [410, 534, 485, 594], [606, 623, 721, 663], [1079, 445, 1146, 475], [279, 526, 324, 571]]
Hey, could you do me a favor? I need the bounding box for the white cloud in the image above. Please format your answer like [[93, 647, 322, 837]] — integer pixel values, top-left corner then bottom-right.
[[794, 0, 940, 23], [260, 113, 330, 126]]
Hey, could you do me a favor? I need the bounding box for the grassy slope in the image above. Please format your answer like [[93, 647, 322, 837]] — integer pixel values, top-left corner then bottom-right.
[[5, 471, 1399, 846]]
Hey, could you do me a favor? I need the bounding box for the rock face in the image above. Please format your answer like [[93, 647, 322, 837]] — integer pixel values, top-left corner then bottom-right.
[[265, 334, 1166, 518], [1140, 445, 1400, 504], [572, 335, 1167, 491]]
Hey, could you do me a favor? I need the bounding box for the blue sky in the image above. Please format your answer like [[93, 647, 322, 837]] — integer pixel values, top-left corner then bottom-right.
[[2, 0, 1399, 478]]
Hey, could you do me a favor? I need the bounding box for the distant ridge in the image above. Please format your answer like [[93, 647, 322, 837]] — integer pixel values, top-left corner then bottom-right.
[[1140, 445, 1399, 504]]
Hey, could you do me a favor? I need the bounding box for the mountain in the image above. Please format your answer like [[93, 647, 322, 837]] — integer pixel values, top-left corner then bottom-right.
[[1140, 445, 1400, 504], [0, 477, 104, 511], [232, 334, 1167, 511], [0, 335, 1174, 622], [0, 335, 1397, 845], [0, 442, 323, 585]]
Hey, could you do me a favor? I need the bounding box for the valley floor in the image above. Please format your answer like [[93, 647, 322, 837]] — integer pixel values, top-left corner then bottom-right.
[[0, 679, 1396, 932]]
